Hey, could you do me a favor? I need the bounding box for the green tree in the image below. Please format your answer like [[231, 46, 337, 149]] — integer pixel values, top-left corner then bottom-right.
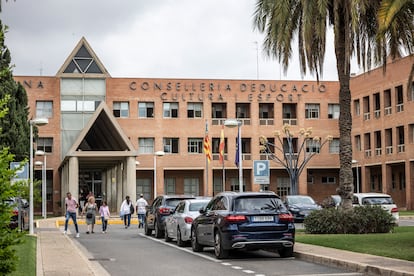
[[0, 20, 30, 162], [253, 0, 414, 209]]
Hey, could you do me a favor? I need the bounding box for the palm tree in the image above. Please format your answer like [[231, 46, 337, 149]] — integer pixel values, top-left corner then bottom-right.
[[253, 0, 414, 209]]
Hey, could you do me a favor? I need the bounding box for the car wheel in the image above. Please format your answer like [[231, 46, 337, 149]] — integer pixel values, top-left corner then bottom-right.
[[177, 227, 185, 247], [191, 227, 203, 252], [154, 220, 164, 238], [214, 231, 229, 259], [278, 246, 294, 258], [144, 221, 152, 236], [164, 228, 172, 242]]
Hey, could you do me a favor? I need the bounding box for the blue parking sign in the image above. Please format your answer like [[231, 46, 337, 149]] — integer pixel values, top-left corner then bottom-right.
[[253, 160, 269, 184]]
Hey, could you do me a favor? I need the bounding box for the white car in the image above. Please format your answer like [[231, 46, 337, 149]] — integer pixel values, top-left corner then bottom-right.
[[164, 198, 210, 246], [352, 193, 399, 225]]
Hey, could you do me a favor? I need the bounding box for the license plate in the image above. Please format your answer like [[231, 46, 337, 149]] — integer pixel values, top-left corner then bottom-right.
[[252, 216, 274, 222]]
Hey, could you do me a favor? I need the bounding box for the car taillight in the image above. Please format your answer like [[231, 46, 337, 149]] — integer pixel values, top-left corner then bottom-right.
[[159, 207, 170, 214], [391, 207, 398, 213], [225, 215, 247, 223], [278, 213, 294, 222], [184, 217, 193, 224]]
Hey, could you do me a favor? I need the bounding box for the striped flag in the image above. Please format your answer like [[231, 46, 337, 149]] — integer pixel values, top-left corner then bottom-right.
[[219, 125, 225, 164], [204, 122, 212, 163]]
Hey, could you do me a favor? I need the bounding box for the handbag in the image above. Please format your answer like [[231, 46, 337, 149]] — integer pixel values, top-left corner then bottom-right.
[[130, 204, 135, 214], [86, 213, 93, 219], [104, 215, 109, 220]]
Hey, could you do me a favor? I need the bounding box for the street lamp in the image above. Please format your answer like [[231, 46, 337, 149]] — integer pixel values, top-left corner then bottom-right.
[[153, 151, 165, 199], [29, 118, 48, 235], [36, 150, 47, 219], [352, 159, 360, 193], [224, 119, 243, 192]]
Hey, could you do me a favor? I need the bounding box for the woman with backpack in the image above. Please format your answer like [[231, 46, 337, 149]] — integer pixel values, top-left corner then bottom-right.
[[120, 195, 134, 228]]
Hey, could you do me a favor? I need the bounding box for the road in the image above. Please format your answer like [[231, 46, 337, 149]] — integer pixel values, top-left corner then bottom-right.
[[73, 224, 362, 276]]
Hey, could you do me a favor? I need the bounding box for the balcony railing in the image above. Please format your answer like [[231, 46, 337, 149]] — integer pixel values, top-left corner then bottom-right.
[[396, 104, 404, 113], [363, 113, 370, 120], [365, 149, 372, 157], [259, 118, 274, 125], [386, 146, 393, 155], [282, 118, 297, 125], [384, 106, 392, 115], [375, 148, 382, 156], [398, 144, 405, 153]]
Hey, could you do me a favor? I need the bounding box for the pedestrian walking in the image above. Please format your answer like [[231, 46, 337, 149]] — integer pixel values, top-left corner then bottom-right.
[[63, 192, 80, 238], [99, 200, 110, 233], [83, 196, 98, 234], [136, 194, 148, 228], [120, 195, 133, 228]]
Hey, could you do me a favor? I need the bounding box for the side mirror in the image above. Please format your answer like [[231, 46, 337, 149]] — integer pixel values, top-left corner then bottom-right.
[[199, 208, 206, 214]]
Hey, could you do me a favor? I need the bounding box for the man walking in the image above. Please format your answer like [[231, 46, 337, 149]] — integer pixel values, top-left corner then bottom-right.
[[64, 192, 80, 238], [136, 194, 148, 228]]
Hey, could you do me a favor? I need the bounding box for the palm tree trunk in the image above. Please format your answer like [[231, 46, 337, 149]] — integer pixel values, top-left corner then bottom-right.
[[334, 1, 354, 210]]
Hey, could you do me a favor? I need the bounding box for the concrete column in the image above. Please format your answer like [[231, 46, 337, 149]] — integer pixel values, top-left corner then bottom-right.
[[117, 163, 123, 208], [126, 156, 137, 202], [68, 157, 79, 204]]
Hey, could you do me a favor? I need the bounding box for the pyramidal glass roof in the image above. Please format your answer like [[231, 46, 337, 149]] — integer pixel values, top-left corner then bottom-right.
[[63, 45, 103, 74]]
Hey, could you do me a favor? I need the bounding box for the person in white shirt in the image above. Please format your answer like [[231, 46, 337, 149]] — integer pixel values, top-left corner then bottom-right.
[[135, 194, 148, 228]]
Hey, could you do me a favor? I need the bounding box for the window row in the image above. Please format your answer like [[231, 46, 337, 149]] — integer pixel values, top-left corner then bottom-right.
[[138, 137, 340, 156], [353, 124, 414, 157], [353, 82, 414, 119]]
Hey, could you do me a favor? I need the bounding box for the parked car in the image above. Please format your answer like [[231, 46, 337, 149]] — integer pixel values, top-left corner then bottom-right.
[[352, 193, 399, 224], [6, 197, 29, 231], [283, 195, 321, 222], [321, 195, 341, 208], [164, 198, 211, 246], [145, 194, 196, 238], [191, 191, 295, 259]]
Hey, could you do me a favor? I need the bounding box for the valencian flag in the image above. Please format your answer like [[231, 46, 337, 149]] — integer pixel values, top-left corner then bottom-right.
[[219, 125, 225, 164], [235, 131, 240, 167], [204, 122, 212, 163]]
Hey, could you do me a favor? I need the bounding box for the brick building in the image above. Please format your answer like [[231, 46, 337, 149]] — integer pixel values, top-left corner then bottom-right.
[[14, 37, 414, 214]]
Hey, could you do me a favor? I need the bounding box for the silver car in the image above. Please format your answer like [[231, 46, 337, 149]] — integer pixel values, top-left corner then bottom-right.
[[164, 198, 210, 246]]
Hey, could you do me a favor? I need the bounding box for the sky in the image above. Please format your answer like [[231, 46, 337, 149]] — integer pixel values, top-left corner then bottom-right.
[[2, 0, 341, 81]]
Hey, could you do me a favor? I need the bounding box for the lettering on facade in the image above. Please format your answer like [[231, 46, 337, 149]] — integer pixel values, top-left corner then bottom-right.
[[130, 81, 325, 103], [23, 80, 44, 89]]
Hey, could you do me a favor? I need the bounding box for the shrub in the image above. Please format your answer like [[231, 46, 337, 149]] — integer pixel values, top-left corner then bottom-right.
[[304, 206, 395, 234]]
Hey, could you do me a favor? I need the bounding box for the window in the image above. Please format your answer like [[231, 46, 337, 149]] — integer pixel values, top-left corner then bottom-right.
[[163, 138, 179, 153], [354, 135, 361, 151], [113, 102, 129, 118], [305, 104, 320, 119], [328, 104, 340, 119], [187, 103, 203, 118], [136, 178, 152, 202], [211, 103, 227, 118], [187, 138, 203, 154], [36, 101, 53, 118], [36, 137, 53, 153], [354, 99, 360, 116], [306, 139, 320, 153], [138, 138, 154, 154], [163, 102, 178, 118], [138, 102, 154, 118], [61, 100, 101, 112], [184, 178, 199, 195], [236, 103, 250, 118], [322, 177, 336, 184], [164, 178, 176, 194], [329, 138, 340, 153], [277, 177, 290, 197]]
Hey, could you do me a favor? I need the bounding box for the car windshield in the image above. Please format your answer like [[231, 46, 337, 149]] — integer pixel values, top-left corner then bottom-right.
[[362, 197, 393, 205], [288, 196, 315, 205], [189, 201, 208, 211], [234, 197, 287, 212]]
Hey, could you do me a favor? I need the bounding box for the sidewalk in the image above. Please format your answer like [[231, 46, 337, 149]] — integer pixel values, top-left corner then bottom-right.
[[36, 217, 414, 276]]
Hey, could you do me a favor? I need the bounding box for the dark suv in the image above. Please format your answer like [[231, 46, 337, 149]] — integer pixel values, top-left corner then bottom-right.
[[191, 191, 295, 259], [145, 194, 196, 238]]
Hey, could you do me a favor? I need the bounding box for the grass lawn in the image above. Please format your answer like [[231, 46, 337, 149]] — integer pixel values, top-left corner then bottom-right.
[[296, 226, 414, 262], [11, 235, 36, 276], [400, 210, 414, 216]]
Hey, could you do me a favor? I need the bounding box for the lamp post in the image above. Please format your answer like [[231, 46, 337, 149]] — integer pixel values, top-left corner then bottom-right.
[[29, 118, 48, 235], [36, 150, 47, 219], [153, 151, 165, 199], [224, 119, 243, 192], [352, 159, 360, 193]]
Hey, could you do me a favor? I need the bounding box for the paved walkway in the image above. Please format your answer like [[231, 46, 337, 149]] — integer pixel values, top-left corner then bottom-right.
[[36, 217, 414, 276]]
